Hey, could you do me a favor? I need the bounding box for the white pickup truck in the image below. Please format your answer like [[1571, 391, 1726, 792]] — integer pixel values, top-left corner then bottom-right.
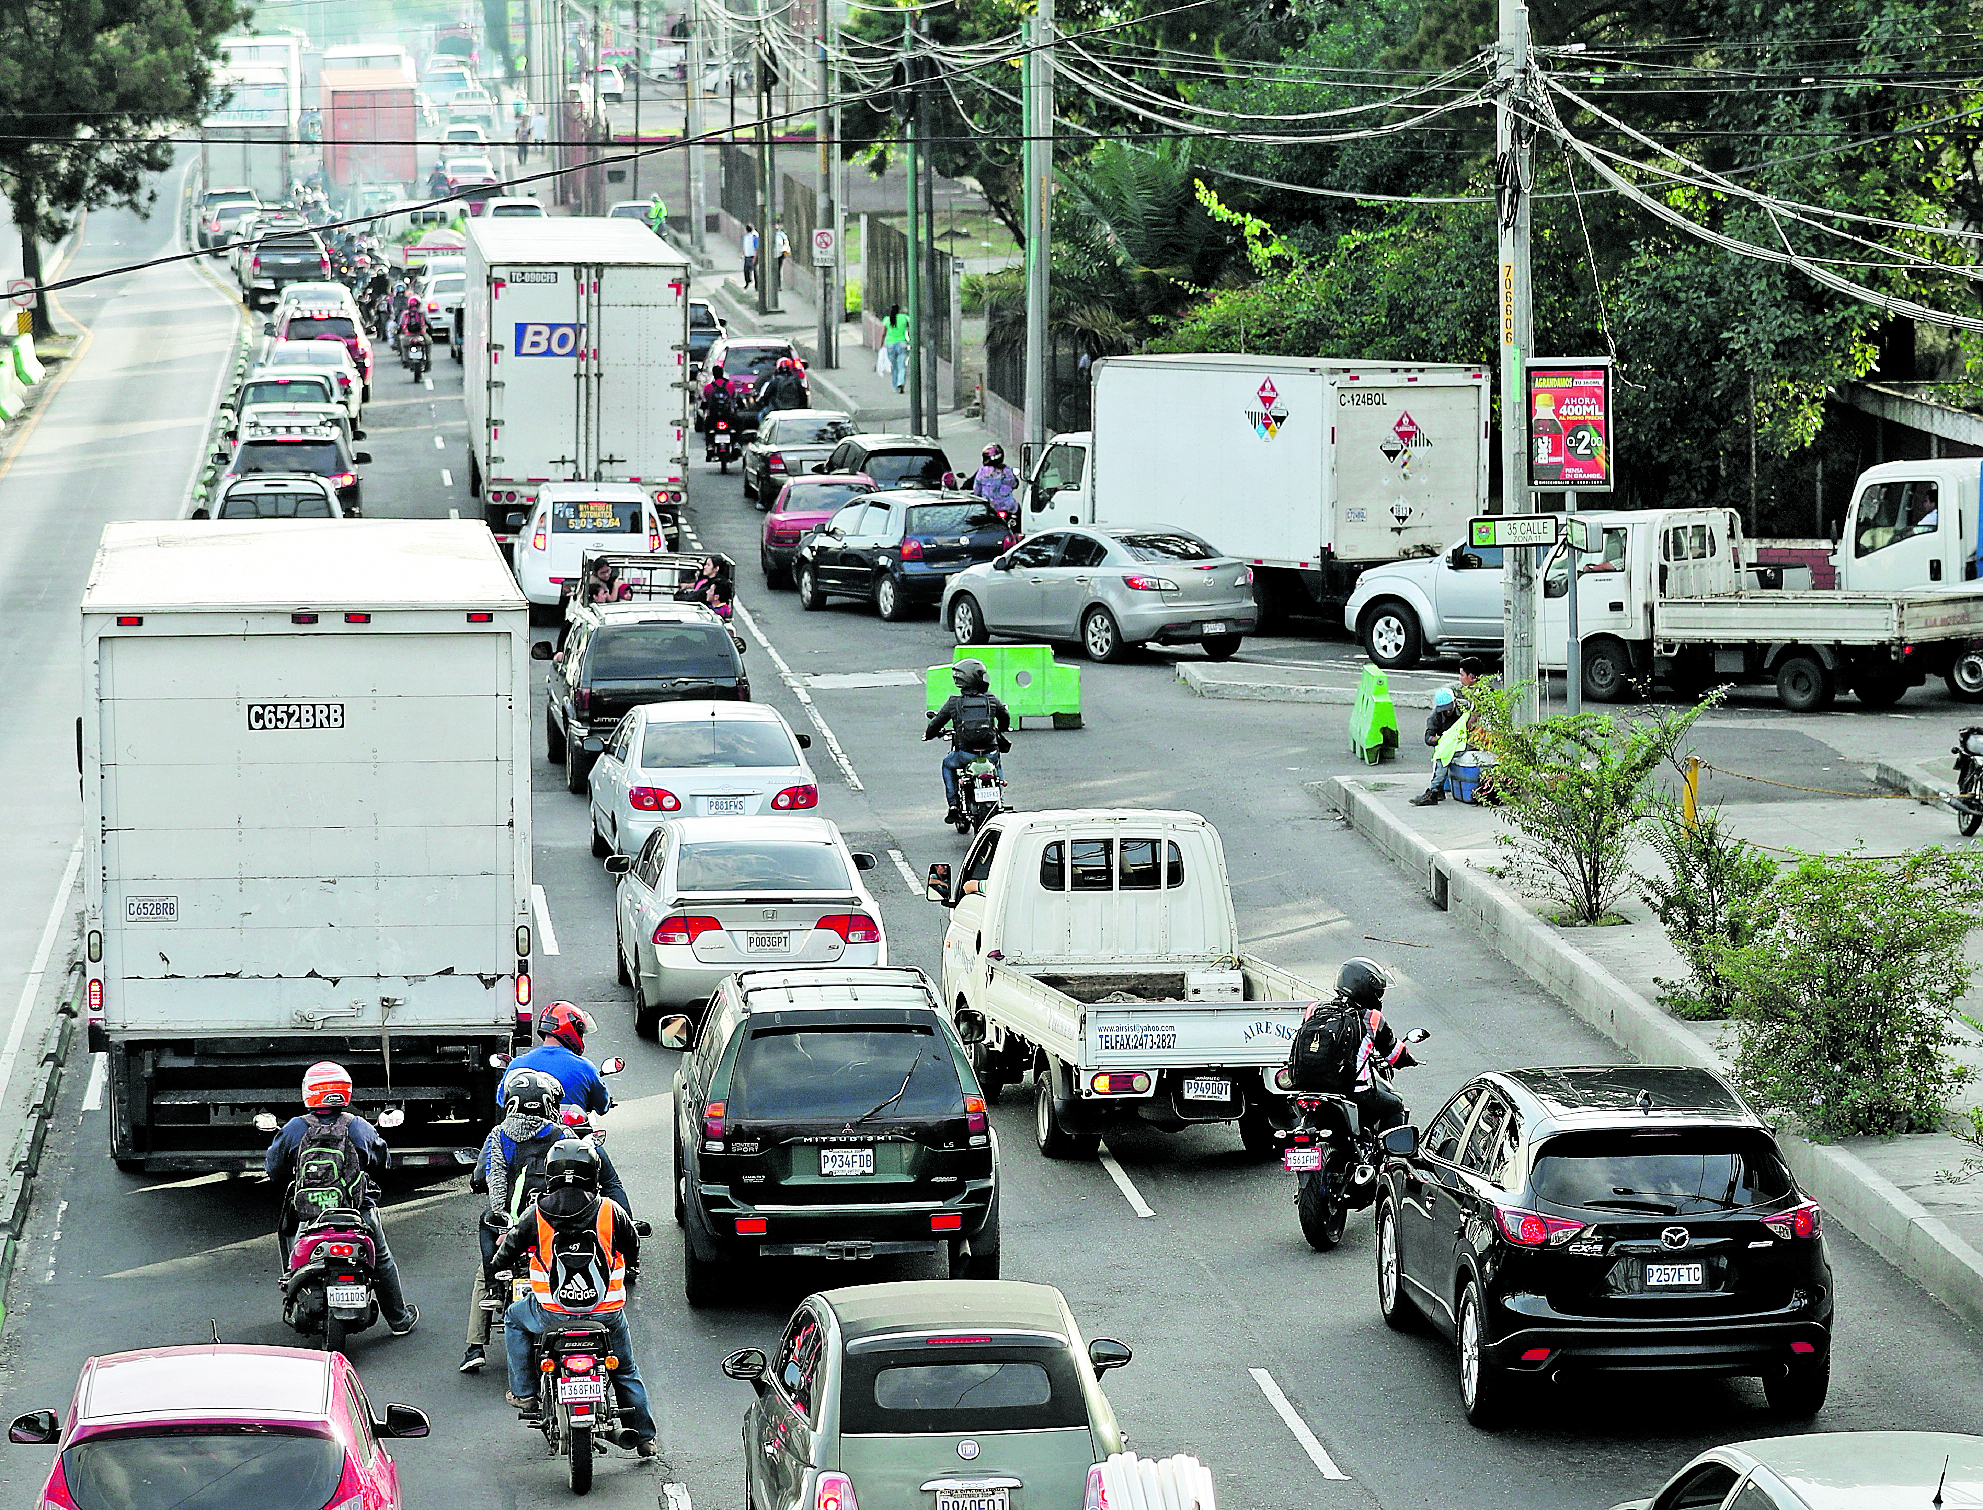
[[925, 810, 1325, 1159]]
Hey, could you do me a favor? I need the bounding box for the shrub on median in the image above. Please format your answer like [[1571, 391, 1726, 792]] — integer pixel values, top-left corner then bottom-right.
[[1638, 800, 1777, 1020]]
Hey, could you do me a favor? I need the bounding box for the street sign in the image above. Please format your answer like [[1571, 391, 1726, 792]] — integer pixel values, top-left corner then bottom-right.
[[1470, 514, 1560, 550], [1528, 357, 1613, 491], [6, 278, 33, 309], [811, 227, 836, 266]]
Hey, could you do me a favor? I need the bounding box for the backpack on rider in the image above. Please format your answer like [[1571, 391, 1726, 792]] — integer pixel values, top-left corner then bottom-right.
[[950, 694, 1000, 755], [289, 1112, 370, 1224], [1284, 995, 1365, 1093]]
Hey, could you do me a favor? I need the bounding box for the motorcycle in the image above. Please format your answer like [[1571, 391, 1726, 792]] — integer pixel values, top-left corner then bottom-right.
[[406, 333, 430, 381], [1277, 1028, 1428, 1251], [493, 1294, 625, 1494], [954, 753, 1006, 834], [708, 418, 737, 473], [1953, 726, 1983, 837]]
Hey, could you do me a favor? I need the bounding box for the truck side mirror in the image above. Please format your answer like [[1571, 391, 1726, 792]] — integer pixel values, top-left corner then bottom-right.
[[926, 862, 953, 904], [506, 512, 525, 530], [529, 641, 554, 661]]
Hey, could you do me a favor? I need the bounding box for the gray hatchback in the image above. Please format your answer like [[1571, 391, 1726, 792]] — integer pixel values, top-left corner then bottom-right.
[[943, 524, 1257, 662]]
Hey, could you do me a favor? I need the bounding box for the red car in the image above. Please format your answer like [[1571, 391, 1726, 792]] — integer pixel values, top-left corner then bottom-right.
[[267, 306, 374, 400], [8, 1343, 429, 1510], [761, 472, 874, 588]]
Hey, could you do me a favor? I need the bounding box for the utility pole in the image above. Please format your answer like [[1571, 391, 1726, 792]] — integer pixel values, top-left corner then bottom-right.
[[904, 21, 925, 434], [918, 47, 938, 438], [631, 0, 641, 199], [756, 13, 779, 313], [1495, 0, 1538, 723], [686, 0, 706, 251], [830, 11, 845, 355], [815, 29, 835, 367], [1022, 0, 1053, 459]]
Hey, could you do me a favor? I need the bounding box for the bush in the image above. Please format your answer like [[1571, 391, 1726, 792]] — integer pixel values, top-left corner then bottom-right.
[[1720, 850, 1983, 1138], [1638, 801, 1778, 1019]]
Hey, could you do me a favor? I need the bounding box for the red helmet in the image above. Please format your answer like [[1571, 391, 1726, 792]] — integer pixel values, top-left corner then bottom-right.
[[537, 1000, 595, 1052], [302, 1061, 353, 1111]]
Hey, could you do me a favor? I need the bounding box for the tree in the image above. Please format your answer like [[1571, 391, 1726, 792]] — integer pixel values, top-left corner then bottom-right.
[[0, 0, 245, 337]]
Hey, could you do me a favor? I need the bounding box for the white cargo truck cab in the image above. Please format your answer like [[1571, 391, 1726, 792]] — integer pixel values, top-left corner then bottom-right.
[[1022, 354, 1491, 616], [81, 520, 534, 1172], [462, 217, 692, 554], [927, 810, 1327, 1158]]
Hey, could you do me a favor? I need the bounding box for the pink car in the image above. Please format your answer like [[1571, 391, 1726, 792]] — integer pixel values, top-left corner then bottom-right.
[[761, 472, 874, 588], [9, 1343, 429, 1510]]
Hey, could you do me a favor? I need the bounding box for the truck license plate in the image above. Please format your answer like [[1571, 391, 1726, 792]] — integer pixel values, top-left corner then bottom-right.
[[1183, 1077, 1231, 1101], [325, 1284, 369, 1308], [1646, 1263, 1705, 1287], [1283, 1148, 1323, 1172], [819, 1148, 874, 1177], [557, 1378, 607, 1404], [705, 796, 748, 815], [1202, 621, 1227, 636], [744, 932, 789, 952], [935, 1494, 1008, 1510]]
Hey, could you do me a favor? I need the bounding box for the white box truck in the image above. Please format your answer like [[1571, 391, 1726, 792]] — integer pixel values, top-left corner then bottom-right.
[[81, 520, 535, 1172], [462, 218, 692, 554], [1023, 354, 1491, 618]]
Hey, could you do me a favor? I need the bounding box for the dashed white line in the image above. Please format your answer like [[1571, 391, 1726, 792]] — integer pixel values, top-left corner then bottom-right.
[[733, 601, 864, 793], [530, 885, 561, 955], [887, 848, 922, 893], [1098, 1150, 1156, 1219], [43, 1199, 68, 1284], [81, 1052, 107, 1113], [661, 1483, 693, 1510], [1250, 1367, 1350, 1481], [442, 468, 454, 488], [424, 375, 434, 390], [433, 435, 445, 449]]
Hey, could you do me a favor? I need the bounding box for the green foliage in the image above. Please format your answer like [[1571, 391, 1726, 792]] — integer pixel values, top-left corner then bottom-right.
[[1637, 801, 1779, 1020], [1720, 851, 1983, 1138]]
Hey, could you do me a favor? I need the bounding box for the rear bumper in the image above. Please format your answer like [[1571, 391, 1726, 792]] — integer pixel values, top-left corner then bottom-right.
[[1117, 605, 1258, 644], [641, 942, 886, 1008], [1488, 1316, 1832, 1377], [691, 1177, 995, 1260]]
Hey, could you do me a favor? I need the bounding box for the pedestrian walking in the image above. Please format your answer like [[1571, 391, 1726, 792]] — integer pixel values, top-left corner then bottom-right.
[[646, 193, 669, 235], [515, 115, 532, 165], [742, 224, 759, 290], [881, 304, 910, 393], [773, 225, 791, 284]]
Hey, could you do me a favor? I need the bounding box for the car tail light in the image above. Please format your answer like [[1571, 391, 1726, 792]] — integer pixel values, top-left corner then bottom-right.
[[648, 523, 663, 551], [816, 1471, 858, 1510], [573, 687, 591, 717], [815, 913, 881, 945], [252, 255, 262, 272], [964, 1095, 987, 1135], [333, 473, 357, 489], [927, 1336, 993, 1346], [319, 255, 331, 275], [531, 517, 547, 551], [1491, 1205, 1585, 1248], [629, 787, 681, 812], [767, 453, 786, 472], [1762, 1200, 1821, 1240], [1519, 1347, 1551, 1363], [1083, 1463, 1108, 1510], [703, 1100, 726, 1141], [1089, 1072, 1152, 1095], [336, 372, 351, 388], [769, 525, 802, 544], [427, 300, 439, 312], [655, 914, 720, 946], [771, 784, 817, 810], [1000, 533, 1019, 549], [564, 1354, 596, 1373], [930, 1212, 964, 1232], [114, 616, 142, 627], [735, 1217, 768, 1236], [1238, 565, 1255, 585], [1123, 574, 1178, 591], [899, 538, 925, 561], [1790, 1340, 1816, 1354]]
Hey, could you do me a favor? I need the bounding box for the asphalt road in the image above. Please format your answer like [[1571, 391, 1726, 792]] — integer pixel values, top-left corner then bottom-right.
[[1, 167, 1981, 1510]]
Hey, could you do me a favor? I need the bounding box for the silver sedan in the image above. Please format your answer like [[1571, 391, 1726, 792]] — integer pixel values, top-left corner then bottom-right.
[[941, 523, 1257, 662]]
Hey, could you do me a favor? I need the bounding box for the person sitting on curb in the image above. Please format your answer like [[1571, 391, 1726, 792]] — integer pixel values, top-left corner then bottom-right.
[[1410, 657, 1485, 807]]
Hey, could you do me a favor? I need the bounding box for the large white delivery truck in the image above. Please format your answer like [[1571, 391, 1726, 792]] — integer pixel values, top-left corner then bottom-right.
[[463, 218, 693, 556], [1023, 354, 1491, 618], [81, 520, 534, 1172]]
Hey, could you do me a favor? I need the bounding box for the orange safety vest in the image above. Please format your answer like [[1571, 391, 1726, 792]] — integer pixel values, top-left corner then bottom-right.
[[527, 1199, 627, 1315]]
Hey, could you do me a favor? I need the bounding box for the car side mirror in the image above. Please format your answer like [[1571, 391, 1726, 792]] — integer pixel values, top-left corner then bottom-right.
[[254, 1111, 281, 1134], [852, 851, 877, 871], [1088, 1339, 1133, 1375], [796, 733, 812, 749], [1448, 545, 1466, 568], [376, 1404, 430, 1439], [992, 556, 1015, 572], [191, 507, 211, 520], [955, 1013, 986, 1046], [353, 451, 373, 465], [599, 1056, 626, 1075], [8, 1410, 58, 1445], [506, 512, 525, 531], [604, 854, 633, 875], [810, 463, 828, 474], [530, 641, 555, 661], [658, 1015, 694, 1051], [353, 428, 367, 441], [732, 633, 747, 653], [1380, 1125, 1420, 1159], [926, 862, 953, 904], [722, 1347, 767, 1387]]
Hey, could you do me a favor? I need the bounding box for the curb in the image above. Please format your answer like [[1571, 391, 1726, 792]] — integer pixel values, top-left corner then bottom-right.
[[1177, 665, 1438, 709], [1316, 773, 1983, 1333], [1872, 759, 1958, 803], [0, 963, 85, 1331]]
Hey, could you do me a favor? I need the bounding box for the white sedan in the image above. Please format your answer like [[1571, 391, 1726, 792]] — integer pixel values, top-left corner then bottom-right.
[[589, 701, 817, 858]]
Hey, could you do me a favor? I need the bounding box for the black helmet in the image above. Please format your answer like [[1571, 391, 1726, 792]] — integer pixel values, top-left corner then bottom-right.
[[1336, 956, 1391, 1008], [544, 1137, 601, 1193], [953, 658, 989, 694], [502, 1067, 562, 1119]]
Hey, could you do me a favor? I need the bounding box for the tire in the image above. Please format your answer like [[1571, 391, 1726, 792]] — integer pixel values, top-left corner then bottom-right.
[[683, 1229, 727, 1307], [760, 550, 790, 590], [1297, 1172, 1346, 1251], [797, 566, 825, 611], [949, 1184, 1001, 1279], [632, 974, 660, 1041], [1360, 600, 1423, 670], [951, 594, 990, 646], [1665, 650, 1716, 704], [1033, 1065, 1099, 1159], [967, 1038, 1002, 1105], [1457, 1280, 1509, 1428], [591, 814, 611, 859], [672, 1142, 687, 1227], [568, 1425, 593, 1495], [324, 1315, 347, 1356], [1948, 652, 1983, 702], [614, 920, 632, 986], [1775, 653, 1835, 713], [1581, 636, 1634, 703], [1376, 1200, 1420, 1332], [564, 736, 590, 795], [718, 456, 729, 474], [1764, 1354, 1830, 1417], [1236, 1103, 1278, 1160], [876, 573, 909, 622], [1963, 767, 1983, 839], [545, 706, 567, 764], [1202, 634, 1242, 662], [1082, 606, 1125, 664], [1853, 673, 1909, 708], [467, 449, 482, 495]]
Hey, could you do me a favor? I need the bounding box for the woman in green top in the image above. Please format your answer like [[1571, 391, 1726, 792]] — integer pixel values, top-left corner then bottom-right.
[[881, 304, 910, 392]]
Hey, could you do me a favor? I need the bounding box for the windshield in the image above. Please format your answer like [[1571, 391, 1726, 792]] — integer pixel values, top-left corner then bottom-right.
[[907, 502, 1003, 536], [690, 304, 719, 330], [268, 347, 345, 368], [865, 452, 948, 489], [780, 417, 856, 445], [234, 441, 341, 475], [429, 276, 465, 296], [841, 1346, 1088, 1434], [727, 1026, 961, 1121], [640, 720, 798, 769], [588, 623, 737, 681], [1530, 1130, 1795, 1216], [727, 347, 787, 379], [1112, 529, 1218, 562], [778, 483, 869, 516], [553, 497, 643, 533], [675, 839, 849, 892], [219, 489, 336, 519], [239, 380, 332, 407], [213, 204, 255, 224], [62, 1429, 346, 1510], [283, 317, 354, 341]]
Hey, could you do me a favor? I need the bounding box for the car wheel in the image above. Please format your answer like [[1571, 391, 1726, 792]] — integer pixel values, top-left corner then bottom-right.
[[1764, 1354, 1830, 1417], [672, 1140, 686, 1227], [590, 813, 611, 859], [949, 1183, 1000, 1279], [1581, 635, 1637, 703], [545, 706, 567, 764], [1202, 634, 1242, 662], [632, 973, 660, 1041], [951, 594, 990, 646], [797, 565, 825, 611], [1457, 1279, 1509, 1428], [564, 736, 590, 795], [1360, 600, 1423, 670], [682, 1226, 727, 1307], [1376, 1200, 1421, 1332], [1236, 1102, 1277, 1160], [1774, 653, 1835, 713], [1033, 1064, 1099, 1159], [876, 573, 909, 622], [614, 919, 631, 987], [760, 550, 791, 590], [1082, 606, 1125, 663]]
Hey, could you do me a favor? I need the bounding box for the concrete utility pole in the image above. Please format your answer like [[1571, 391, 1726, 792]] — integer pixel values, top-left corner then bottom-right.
[[756, 0, 776, 314], [1496, 0, 1539, 723], [631, 0, 641, 199], [1022, 0, 1053, 457], [904, 19, 924, 432], [815, 30, 836, 367], [919, 60, 939, 439], [687, 0, 706, 251]]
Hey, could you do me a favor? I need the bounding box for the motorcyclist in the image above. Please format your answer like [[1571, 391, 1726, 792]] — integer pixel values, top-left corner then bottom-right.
[[703, 365, 740, 460], [499, 1001, 611, 1117], [387, 281, 412, 352], [263, 1061, 419, 1337], [971, 443, 1019, 520], [923, 658, 1011, 826], [754, 356, 808, 417], [1335, 957, 1412, 1134], [488, 1138, 656, 1457], [461, 1066, 561, 1374], [399, 299, 430, 358]]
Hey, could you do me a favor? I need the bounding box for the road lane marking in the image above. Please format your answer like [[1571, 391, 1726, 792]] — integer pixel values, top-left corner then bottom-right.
[[433, 434, 445, 449], [0, 838, 82, 1105], [733, 601, 864, 792], [1098, 1150, 1155, 1219], [103, 1190, 469, 1278], [805, 670, 924, 690], [81, 1052, 107, 1112], [1250, 1368, 1350, 1481], [661, 1484, 693, 1510], [133, 1172, 231, 1194], [43, 1199, 68, 1284], [887, 848, 921, 893], [442, 469, 454, 488], [424, 375, 434, 390], [531, 884, 561, 955]]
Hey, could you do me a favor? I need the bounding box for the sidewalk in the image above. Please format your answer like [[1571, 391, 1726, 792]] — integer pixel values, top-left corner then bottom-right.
[[1320, 765, 1983, 1329]]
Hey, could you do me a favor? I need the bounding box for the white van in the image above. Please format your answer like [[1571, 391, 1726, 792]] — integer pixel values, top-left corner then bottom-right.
[[513, 481, 667, 613]]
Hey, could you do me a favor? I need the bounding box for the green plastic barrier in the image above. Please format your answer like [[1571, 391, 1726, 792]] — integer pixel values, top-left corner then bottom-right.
[[1349, 663, 1399, 765], [12, 336, 42, 387], [925, 645, 1083, 729], [0, 359, 24, 422]]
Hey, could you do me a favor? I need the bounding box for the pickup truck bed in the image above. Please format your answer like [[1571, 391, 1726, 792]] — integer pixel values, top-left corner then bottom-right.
[[1657, 588, 1983, 645]]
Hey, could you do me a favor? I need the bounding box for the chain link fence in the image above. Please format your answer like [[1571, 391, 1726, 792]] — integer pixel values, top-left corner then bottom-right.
[[866, 217, 951, 358]]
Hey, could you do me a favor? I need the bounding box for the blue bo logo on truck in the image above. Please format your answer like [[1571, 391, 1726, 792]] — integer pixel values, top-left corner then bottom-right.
[[514, 322, 585, 357]]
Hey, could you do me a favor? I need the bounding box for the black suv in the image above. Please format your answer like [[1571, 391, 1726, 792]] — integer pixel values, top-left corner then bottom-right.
[[537, 602, 748, 794], [1374, 1065, 1831, 1427], [817, 433, 953, 491], [667, 966, 998, 1306]]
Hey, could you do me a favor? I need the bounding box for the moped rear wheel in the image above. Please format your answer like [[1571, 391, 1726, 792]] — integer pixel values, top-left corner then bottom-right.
[[568, 1423, 593, 1494]]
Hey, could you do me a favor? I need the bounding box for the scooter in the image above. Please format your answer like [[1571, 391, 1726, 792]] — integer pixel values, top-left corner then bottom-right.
[[1953, 726, 1983, 837], [708, 418, 737, 473], [954, 754, 1006, 834], [1277, 1029, 1427, 1251]]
